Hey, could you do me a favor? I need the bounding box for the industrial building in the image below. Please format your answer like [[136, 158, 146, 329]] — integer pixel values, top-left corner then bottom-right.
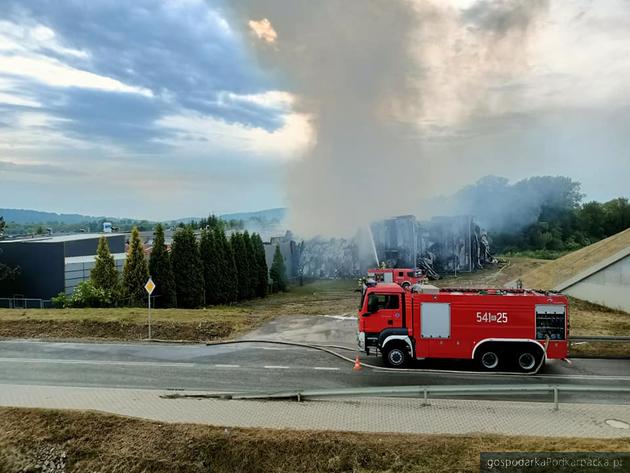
[[0, 233, 125, 300], [264, 232, 302, 281]]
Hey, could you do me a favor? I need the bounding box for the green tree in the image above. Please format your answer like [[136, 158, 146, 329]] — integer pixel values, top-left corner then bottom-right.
[[199, 229, 220, 305], [215, 228, 238, 303], [251, 233, 268, 297], [171, 226, 204, 308], [269, 245, 288, 292], [230, 232, 250, 301], [149, 223, 176, 308], [90, 235, 119, 300], [122, 227, 149, 306]]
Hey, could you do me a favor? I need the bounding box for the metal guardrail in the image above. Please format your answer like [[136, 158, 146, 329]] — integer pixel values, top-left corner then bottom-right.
[[570, 336, 630, 343], [228, 384, 630, 410]]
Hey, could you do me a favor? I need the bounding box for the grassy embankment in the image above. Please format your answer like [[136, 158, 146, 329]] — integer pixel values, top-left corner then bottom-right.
[[1, 407, 628, 473], [0, 279, 358, 342]]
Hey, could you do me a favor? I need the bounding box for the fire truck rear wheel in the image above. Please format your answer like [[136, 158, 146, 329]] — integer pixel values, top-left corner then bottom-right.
[[383, 344, 409, 368], [478, 350, 500, 370], [517, 351, 538, 372]]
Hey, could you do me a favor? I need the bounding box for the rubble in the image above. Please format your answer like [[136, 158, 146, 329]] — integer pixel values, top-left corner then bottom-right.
[[296, 214, 496, 279]]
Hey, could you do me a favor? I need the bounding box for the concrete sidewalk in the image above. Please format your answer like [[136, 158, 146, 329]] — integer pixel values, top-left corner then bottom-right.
[[0, 383, 629, 438]]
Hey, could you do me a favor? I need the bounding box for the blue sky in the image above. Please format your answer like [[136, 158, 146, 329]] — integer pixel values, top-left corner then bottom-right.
[[0, 0, 629, 228]]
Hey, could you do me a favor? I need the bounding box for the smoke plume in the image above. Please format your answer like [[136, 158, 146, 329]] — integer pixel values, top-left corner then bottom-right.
[[230, 0, 549, 236]]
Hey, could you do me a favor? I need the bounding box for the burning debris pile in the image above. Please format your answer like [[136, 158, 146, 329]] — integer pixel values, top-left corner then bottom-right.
[[372, 215, 496, 278], [295, 214, 496, 279]]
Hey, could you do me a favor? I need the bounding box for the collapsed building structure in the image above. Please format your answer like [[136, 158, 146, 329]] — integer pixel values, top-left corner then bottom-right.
[[371, 215, 495, 278], [296, 215, 496, 279]]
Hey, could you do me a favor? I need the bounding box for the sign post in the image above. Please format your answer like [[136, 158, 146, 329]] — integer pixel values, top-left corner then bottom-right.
[[144, 277, 156, 340]]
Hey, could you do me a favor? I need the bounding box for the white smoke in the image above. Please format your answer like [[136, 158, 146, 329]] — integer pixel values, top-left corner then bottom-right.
[[231, 1, 550, 236]]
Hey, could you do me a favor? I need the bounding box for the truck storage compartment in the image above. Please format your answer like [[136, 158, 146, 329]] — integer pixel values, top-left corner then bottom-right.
[[535, 304, 566, 340]]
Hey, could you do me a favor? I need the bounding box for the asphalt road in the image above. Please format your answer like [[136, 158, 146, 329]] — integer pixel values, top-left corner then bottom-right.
[[0, 315, 628, 404]]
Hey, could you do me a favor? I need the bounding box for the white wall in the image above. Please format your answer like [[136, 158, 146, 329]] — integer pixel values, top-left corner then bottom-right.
[[564, 255, 630, 312]]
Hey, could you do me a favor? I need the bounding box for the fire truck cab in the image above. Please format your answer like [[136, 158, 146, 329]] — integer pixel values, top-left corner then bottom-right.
[[357, 283, 568, 372], [366, 268, 426, 288]]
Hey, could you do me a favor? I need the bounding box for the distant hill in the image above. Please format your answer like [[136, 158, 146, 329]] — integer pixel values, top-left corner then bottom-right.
[[1, 207, 288, 225], [0, 208, 102, 224], [220, 208, 287, 222]]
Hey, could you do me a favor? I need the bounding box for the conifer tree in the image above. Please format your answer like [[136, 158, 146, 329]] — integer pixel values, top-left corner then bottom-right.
[[215, 228, 238, 303], [230, 232, 250, 301], [269, 245, 288, 292], [149, 223, 176, 308], [171, 226, 204, 308], [91, 235, 119, 299], [199, 229, 220, 305], [242, 231, 258, 299], [122, 227, 149, 306], [251, 233, 268, 297]]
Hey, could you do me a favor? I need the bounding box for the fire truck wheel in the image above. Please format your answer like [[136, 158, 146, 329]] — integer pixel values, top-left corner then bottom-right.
[[401, 281, 411, 289], [383, 344, 409, 368], [517, 351, 538, 372], [478, 349, 500, 370]]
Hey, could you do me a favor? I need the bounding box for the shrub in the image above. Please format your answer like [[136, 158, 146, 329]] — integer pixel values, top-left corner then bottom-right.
[[51, 292, 69, 309], [67, 280, 114, 308]]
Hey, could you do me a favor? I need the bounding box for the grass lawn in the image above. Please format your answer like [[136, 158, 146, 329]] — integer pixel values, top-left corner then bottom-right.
[[1, 407, 628, 473], [568, 297, 630, 358], [0, 279, 359, 342]]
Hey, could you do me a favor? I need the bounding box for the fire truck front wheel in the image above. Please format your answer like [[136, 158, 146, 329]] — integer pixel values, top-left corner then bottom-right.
[[476, 348, 501, 370], [382, 343, 410, 368]]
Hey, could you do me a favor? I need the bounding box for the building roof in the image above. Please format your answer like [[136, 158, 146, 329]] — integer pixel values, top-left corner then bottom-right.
[[0, 233, 124, 244], [65, 253, 126, 264], [515, 227, 630, 290]]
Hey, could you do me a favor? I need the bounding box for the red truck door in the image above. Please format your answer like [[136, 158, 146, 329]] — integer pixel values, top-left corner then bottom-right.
[[361, 292, 403, 333], [419, 302, 453, 358]]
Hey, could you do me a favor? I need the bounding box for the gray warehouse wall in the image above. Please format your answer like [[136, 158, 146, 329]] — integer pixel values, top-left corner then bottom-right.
[[564, 255, 630, 312], [0, 234, 126, 300], [0, 241, 65, 299], [64, 234, 125, 257]]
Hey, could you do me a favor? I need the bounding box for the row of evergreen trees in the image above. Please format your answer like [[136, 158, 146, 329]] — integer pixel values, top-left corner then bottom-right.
[[85, 222, 287, 309]]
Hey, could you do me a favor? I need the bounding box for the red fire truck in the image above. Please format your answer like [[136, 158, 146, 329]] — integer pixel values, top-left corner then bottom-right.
[[366, 268, 426, 288], [357, 283, 568, 372]]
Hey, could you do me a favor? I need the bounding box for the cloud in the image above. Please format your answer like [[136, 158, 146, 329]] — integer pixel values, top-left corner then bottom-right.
[[0, 159, 85, 176], [0, 1, 311, 158], [248, 18, 277, 43], [0, 55, 153, 96], [156, 110, 313, 158]]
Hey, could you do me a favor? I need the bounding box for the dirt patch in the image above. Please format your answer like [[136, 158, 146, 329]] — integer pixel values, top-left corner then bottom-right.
[[0, 407, 628, 473], [435, 257, 548, 289], [0, 319, 237, 342]]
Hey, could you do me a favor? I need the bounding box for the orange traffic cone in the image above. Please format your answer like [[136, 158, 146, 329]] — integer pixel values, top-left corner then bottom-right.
[[352, 355, 362, 371]]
